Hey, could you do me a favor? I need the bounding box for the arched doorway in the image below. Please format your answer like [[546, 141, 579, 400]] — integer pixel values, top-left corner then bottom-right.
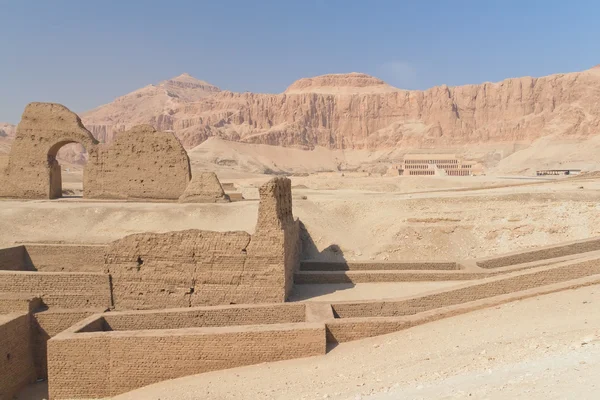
[[47, 141, 88, 199], [1, 102, 98, 199]]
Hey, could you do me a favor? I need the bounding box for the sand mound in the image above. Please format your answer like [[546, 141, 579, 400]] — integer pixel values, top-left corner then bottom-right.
[[188, 137, 344, 174], [179, 172, 230, 203], [491, 134, 600, 175]]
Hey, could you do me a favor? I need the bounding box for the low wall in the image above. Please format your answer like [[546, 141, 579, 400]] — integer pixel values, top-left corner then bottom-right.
[[103, 303, 306, 331], [0, 244, 107, 272], [0, 245, 29, 271], [300, 261, 461, 271], [0, 314, 36, 399], [22, 243, 107, 272], [0, 294, 42, 314], [331, 257, 600, 319], [476, 237, 600, 269], [0, 271, 111, 309], [32, 309, 100, 378], [48, 315, 325, 399], [325, 273, 600, 343]]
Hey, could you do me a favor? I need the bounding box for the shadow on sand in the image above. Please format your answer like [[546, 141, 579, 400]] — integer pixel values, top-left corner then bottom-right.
[[289, 221, 355, 301]]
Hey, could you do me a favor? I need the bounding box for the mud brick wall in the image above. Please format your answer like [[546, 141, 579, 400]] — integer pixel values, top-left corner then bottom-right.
[[85, 124, 191, 200], [331, 258, 600, 318], [0, 314, 36, 399], [105, 230, 252, 309], [0, 102, 193, 200], [48, 323, 326, 399], [0, 102, 99, 199], [103, 303, 306, 331], [0, 245, 29, 271], [0, 294, 42, 314], [251, 176, 300, 300], [0, 271, 111, 309], [476, 237, 600, 269], [23, 244, 107, 272], [300, 261, 461, 271], [105, 177, 300, 309], [32, 310, 99, 378]]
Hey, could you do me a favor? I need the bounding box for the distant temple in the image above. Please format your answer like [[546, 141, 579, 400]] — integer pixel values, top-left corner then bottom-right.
[[392, 154, 483, 177], [536, 169, 582, 176]]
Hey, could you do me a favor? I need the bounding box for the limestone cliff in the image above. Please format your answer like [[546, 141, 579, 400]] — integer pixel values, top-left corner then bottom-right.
[[75, 66, 600, 151]]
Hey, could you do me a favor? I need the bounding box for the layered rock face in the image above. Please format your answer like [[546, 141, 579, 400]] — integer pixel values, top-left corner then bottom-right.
[[76, 66, 600, 151]]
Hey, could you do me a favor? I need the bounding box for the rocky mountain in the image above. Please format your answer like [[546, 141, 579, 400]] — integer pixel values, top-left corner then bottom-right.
[[82, 73, 220, 144], [4, 66, 600, 166], [81, 67, 600, 152]]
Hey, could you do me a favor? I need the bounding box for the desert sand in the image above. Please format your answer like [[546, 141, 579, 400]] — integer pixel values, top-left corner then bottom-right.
[[3, 170, 600, 262]]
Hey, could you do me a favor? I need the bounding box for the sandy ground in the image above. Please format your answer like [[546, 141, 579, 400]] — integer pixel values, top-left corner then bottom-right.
[[112, 284, 600, 400], [3, 173, 600, 261]]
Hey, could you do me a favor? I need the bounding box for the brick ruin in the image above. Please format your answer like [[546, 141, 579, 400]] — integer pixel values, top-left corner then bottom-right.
[[0, 102, 228, 201], [105, 177, 299, 309], [3, 212, 600, 398], [0, 102, 99, 199], [2, 105, 600, 398], [85, 124, 191, 200], [3, 234, 600, 398], [0, 176, 300, 398]]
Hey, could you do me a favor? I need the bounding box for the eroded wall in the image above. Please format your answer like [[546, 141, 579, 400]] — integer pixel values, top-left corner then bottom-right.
[[105, 177, 300, 309], [32, 310, 98, 378], [0, 314, 36, 399], [48, 316, 325, 399], [0, 102, 98, 199], [85, 124, 191, 200], [22, 244, 107, 272], [0, 102, 195, 201], [178, 171, 229, 203], [0, 270, 111, 309]]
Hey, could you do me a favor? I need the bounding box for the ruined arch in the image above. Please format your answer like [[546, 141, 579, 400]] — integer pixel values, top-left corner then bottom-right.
[[0, 102, 194, 200], [47, 139, 91, 199], [0, 102, 98, 199]]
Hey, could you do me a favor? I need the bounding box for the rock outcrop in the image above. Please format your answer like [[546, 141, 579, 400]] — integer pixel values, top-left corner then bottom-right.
[[80, 66, 600, 151], [0, 123, 16, 138], [178, 172, 229, 203]]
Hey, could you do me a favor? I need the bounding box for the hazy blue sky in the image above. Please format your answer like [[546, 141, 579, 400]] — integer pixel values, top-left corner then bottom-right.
[[1, 0, 599, 122]]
